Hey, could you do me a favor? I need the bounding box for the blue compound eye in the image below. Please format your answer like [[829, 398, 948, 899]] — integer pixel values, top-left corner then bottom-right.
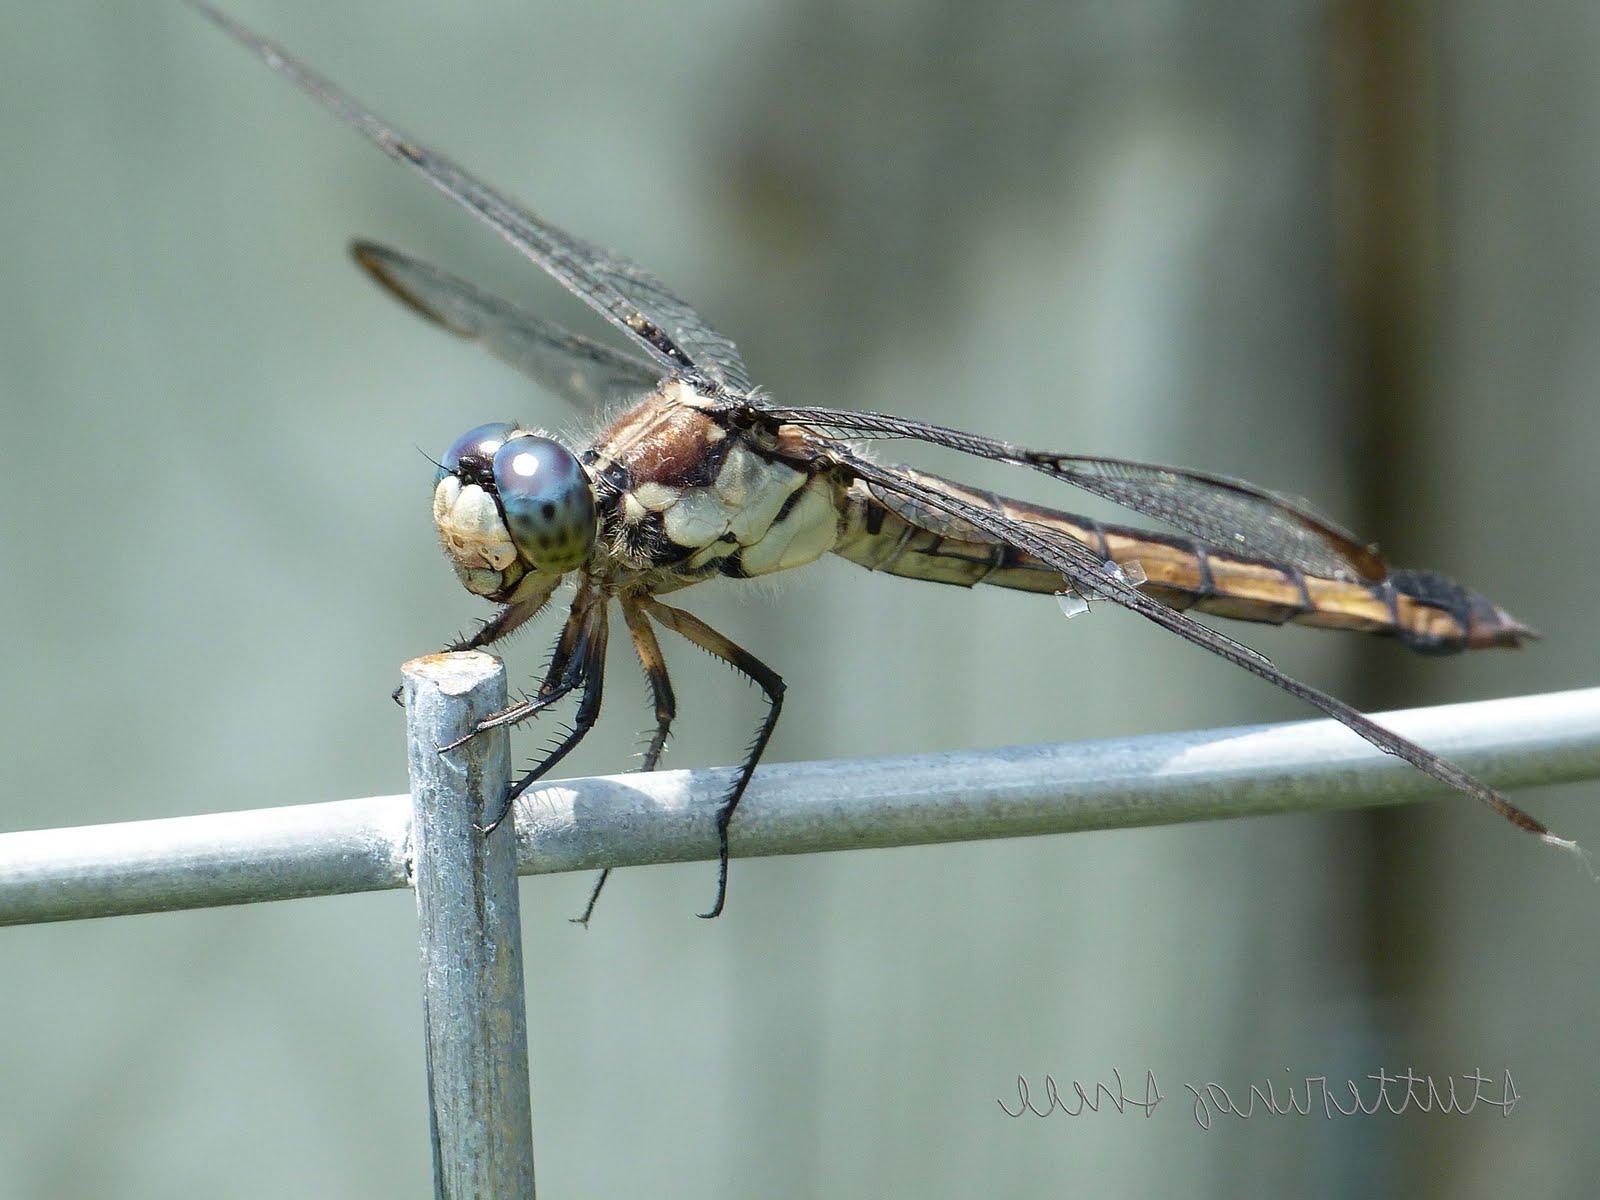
[[439, 421, 517, 483], [491, 435, 597, 572]]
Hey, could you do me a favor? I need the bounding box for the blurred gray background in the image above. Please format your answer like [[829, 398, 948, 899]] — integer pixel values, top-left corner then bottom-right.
[[2, 2, 1596, 1196]]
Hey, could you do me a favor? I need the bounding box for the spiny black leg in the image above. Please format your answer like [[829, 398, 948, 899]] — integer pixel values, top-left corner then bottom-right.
[[437, 659, 582, 753], [450, 593, 552, 651], [441, 589, 587, 748], [479, 605, 610, 834], [641, 597, 785, 920], [393, 589, 555, 704], [572, 597, 677, 927]]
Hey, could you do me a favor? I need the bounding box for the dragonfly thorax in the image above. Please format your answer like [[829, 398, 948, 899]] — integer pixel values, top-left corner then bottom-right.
[[432, 422, 597, 600]]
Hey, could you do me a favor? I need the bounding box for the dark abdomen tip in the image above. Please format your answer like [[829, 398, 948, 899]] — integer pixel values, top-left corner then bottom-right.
[[1389, 568, 1538, 655]]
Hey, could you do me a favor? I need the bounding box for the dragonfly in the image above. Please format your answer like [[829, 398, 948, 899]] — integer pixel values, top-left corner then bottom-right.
[[195, 3, 1583, 922]]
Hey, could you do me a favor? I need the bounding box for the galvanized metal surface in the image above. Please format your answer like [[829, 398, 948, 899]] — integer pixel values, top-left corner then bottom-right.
[[1, 686, 1596, 928], [0, 794, 412, 925], [403, 651, 535, 1200]]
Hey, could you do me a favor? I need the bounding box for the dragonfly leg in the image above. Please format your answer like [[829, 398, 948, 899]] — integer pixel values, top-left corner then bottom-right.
[[438, 586, 588, 750], [572, 596, 676, 926], [438, 671, 581, 754], [479, 600, 609, 834], [392, 589, 554, 704], [640, 597, 784, 920]]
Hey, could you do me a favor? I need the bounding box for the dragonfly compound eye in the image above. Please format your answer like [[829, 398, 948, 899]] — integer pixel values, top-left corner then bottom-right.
[[492, 435, 597, 572], [438, 421, 517, 486]]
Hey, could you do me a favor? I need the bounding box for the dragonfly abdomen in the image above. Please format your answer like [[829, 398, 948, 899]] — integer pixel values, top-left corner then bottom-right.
[[834, 470, 1534, 656]]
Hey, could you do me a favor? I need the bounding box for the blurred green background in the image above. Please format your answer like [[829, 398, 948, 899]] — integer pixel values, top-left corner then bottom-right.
[[2, 2, 1597, 1196]]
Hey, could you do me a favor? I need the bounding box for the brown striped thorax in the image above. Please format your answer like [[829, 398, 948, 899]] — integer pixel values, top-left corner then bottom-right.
[[587, 381, 841, 585]]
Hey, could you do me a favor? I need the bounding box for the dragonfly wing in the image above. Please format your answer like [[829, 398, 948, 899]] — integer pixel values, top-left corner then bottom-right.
[[352, 242, 661, 411], [193, 2, 752, 393], [1028, 455, 1381, 582], [824, 444, 1558, 845], [755, 404, 1385, 582]]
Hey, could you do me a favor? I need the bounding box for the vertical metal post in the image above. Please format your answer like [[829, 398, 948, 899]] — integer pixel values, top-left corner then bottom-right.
[[403, 652, 535, 1199]]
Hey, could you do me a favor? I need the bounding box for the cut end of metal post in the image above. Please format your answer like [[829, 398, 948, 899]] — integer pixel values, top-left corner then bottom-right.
[[402, 650, 504, 695]]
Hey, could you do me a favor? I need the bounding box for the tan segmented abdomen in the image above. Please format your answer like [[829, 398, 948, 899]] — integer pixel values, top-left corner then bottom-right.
[[831, 468, 1533, 655]]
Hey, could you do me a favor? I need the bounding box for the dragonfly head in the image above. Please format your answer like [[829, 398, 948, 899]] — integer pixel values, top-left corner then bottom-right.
[[432, 422, 597, 599]]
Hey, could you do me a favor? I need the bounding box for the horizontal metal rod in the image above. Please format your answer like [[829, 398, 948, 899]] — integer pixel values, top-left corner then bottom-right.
[[2, 688, 1597, 926]]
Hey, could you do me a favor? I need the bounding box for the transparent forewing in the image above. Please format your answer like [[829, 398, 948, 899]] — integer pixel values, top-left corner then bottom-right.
[[1039, 455, 1379, 582], [194, 3, 752, 393], [352, 243, 661, 410], [825, 444, 1556, 843], [754, 404, 1385, 581]]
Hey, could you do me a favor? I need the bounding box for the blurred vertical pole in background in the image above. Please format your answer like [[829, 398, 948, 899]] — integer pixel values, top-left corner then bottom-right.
[[1324, 7, 1440, 1196], [1327, 3, 1439, 1192], [1328, 0, 1440, 985]]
